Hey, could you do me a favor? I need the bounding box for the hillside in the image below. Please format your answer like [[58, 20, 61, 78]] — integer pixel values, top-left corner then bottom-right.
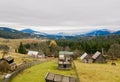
[[0, 38, 47, 50], [0, 27, 120, 39], [0, 27, 33, 39]]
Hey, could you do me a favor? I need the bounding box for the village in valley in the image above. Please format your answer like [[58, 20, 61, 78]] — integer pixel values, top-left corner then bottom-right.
[[0, 0, 120, 82], [0, 37, 120, 82]]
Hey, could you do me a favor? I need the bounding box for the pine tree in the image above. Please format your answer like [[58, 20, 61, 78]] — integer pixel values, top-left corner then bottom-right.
[[18, 42, 27, 54]]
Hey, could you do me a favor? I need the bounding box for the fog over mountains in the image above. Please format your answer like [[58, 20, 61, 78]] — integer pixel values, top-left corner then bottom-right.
[[21, 28, 120, 36]]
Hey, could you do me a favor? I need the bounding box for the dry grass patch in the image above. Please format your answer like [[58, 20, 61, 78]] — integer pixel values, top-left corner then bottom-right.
[[0, 38, 47, 49], [74, 60, 120, 82]]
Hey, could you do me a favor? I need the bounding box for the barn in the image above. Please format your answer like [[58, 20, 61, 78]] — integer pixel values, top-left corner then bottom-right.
[[80, 52, 93, 63], [45, 72, 78, 82], [92, 51, 106, 63], [58, 51, 73, 70]]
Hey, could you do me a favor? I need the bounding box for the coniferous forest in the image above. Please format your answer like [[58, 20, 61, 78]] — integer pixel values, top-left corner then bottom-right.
[[23, 35, 120, 58]]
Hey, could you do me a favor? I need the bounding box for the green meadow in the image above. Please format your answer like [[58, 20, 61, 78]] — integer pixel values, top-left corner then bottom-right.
[[11, 59, 120, 82], [11, 60, 76, 82]]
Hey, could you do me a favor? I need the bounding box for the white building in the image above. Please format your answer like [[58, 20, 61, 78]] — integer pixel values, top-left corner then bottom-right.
[[27, 51, 45, 58]]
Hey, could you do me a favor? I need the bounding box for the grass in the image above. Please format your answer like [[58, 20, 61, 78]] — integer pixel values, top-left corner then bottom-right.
[[11, 60, 76, 82], [0, 51, 34, 64], [0, 38, 47, 49], [74, 59, 120, 82]]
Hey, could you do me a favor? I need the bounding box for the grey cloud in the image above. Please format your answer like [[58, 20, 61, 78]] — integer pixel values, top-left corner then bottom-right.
[[0, 0, 120, 28]]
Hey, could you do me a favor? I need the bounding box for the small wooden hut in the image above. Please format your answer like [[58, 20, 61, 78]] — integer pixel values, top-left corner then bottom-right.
[[92, 51, 106, 63], [0, 59, 10, 73], [0, 56, 17, 72], [45, 72, 78, 82]]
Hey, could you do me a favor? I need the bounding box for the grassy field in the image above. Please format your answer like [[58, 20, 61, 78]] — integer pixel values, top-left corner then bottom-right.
[[0, 51, 34, 64], [74, 59, 120, 82], [11, 60, 76, 82], [0, 38, 47, 49]]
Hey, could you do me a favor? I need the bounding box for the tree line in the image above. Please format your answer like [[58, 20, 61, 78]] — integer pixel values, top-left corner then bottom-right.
[[17, 35, 120, 58]]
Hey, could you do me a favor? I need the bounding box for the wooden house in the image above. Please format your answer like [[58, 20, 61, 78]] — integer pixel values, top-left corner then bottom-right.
[[58, 51, 73, 70], [80, 52, 93, 63], [92, 51, 106, 63], [0, 59, 10, 73], [0, 56, 17, 72], [45, 72, 78, 82]]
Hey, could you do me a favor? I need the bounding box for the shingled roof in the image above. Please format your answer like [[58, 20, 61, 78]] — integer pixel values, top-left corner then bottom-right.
[[45, 72, 78, 82], [59, 51, 73, 55], [92, 51, 101, 59], [80, 52, 88, 60]]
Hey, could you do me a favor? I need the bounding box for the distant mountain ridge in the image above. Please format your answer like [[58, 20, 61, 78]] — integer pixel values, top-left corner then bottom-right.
[[21, 28, 120, 39], [112, 30, 120, 35], [0, 27, 33, 39], [0, 27, 120, 39], [21, 28, 47, 36], [84, 29, 111, 36]]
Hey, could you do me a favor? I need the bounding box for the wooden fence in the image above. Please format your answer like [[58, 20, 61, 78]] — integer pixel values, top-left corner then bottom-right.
[[2, 59, 51, 82], [73, 61, 80, 82]]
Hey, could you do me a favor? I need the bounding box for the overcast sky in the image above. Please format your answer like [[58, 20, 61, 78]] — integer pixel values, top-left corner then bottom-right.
[[0, 0, 120, 33]]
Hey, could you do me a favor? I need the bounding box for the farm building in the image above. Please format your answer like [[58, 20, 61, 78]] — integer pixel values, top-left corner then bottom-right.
[[92, 51, 106, 63], [80, 52, 93, 63], [45, 72, 78, 82], [0, 59, 10, 73], [0, 56, 17, 73], [58, 51, 73, 70], [27, 50, 45, 58]]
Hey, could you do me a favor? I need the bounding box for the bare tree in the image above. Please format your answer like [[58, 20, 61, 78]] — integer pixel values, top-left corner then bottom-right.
[[0, 45, 9, 58], [108, 43, 120, 58]]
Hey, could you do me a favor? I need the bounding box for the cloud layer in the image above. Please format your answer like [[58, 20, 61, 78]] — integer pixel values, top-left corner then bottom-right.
[[0, 0, 120, 33]]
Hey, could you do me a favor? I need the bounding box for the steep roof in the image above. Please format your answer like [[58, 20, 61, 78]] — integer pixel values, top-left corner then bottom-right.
[[59, 51, 73, 55], [4, 56, 14, 61], [92, 51, 101, 59], [80, 52, 88, 60]]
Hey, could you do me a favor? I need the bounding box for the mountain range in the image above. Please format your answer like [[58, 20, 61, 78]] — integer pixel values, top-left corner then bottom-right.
[[0, 27, 33, 39], [0, 27, 120, 39]]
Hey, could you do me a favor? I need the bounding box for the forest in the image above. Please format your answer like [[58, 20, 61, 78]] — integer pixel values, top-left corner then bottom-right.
[[22, 35, 120, 58]]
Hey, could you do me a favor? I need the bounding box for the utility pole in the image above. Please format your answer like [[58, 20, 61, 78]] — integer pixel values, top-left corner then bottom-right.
[[102, 48, 104, 55]]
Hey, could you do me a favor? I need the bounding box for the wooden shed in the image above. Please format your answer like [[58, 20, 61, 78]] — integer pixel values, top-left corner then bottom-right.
[[0, 59, 10, 73], [45, 72, 78, 82], [0, 56, 17, 72], [92, 51, 106, 63], [58, 51, 73, 70]]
